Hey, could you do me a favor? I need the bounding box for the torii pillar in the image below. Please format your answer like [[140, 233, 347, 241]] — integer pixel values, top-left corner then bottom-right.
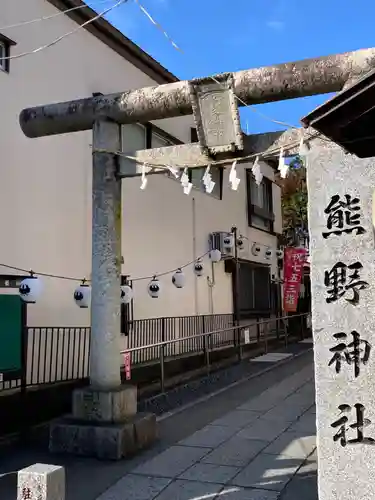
[[19, 48, 375, 460]]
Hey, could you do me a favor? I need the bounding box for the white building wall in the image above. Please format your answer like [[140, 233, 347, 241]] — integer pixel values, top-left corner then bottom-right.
[[0, 0, 282, 327]]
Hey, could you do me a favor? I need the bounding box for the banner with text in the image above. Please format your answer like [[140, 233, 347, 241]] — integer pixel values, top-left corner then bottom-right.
[[283, 247, 307, 312]]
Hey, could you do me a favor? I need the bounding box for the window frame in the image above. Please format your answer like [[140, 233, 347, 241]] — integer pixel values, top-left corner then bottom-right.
[[246, 169, 275, 233], [226, 258, 272, 319], [0, 33, 16, 73]]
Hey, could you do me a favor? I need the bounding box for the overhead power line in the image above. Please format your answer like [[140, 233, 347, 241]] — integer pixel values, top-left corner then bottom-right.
[[0, 0, 128, 62]]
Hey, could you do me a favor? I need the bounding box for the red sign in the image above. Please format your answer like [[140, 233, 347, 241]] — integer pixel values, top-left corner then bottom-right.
[[124, 352, 131, 381], [283, 247, 306, 312]]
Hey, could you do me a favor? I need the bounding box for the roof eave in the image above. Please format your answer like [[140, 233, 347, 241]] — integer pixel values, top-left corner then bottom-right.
[[46, 0, 179, 85]]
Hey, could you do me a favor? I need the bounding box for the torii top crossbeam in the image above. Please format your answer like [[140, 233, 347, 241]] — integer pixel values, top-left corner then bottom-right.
[[19, 47, 375, 138]]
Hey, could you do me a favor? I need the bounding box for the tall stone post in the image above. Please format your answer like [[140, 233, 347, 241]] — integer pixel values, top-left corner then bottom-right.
[[49, 120, 157, 459], [307, 139, 375, 499], [90, 119, 122, 389]]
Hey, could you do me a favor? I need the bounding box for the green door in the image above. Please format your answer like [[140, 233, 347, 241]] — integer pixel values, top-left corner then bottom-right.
[[0, 295, 23, 378]]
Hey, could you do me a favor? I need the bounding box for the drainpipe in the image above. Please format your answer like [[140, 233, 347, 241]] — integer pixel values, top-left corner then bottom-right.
[[192, 197, 199, 315]]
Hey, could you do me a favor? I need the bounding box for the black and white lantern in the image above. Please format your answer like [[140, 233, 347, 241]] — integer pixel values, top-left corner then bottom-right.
[[265, 248, 273, 260], [74, 281, 91, 308], [148, 277, 161, 298], [19, 274, 42, 304], [223, 234, 234, 251], [194, 260, 204, 277], [251, 243, 261, 256], [172, 269, 185, 289], [121, 285, 133, 304], [209, 249, 221, 263], [237, 237, 244, 250]]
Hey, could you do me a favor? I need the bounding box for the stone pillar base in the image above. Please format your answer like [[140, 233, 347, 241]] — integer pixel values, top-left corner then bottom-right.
[[72, 385, 137, 423], [49, 385, 157, 460], [49, 412, 157, 460]]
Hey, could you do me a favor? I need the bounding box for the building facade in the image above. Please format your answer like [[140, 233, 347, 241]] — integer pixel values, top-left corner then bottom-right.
[[0, 0, 282, 329]]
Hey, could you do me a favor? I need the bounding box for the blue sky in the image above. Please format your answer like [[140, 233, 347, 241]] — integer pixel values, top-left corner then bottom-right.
[[89, 0, 375, 134]]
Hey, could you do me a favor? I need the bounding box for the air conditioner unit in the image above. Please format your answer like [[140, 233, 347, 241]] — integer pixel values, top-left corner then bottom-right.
[[209, 232, 234, 258]]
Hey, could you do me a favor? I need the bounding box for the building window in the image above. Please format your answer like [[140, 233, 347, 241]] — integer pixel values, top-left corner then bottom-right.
[[246, 170, 274, 232], [237, 261, 271, 318], [188, 166, 223, 200], [122, 123, 147, 151], [151, 130, 174, 149], [0, 33, 15, 73]]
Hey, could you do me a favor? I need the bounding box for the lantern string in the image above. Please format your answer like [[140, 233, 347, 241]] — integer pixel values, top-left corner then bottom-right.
[[0, 250, 212, 284]]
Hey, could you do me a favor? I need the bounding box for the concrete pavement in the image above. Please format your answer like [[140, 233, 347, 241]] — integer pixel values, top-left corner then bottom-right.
[[0, 346, 316, 500]]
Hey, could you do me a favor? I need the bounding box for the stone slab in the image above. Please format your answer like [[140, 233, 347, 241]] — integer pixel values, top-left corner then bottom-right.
[[263, 431, 316, 459], [210, 410, 261, 429], [217, 487, 280, 500], [282, 393, 314, 409], [49, 412, 156, 460], [281, 475, 318, 500], [297, 452, 318, 475], [286, 414, 316, 435], [95, 474, 171, 500], [152, 479, 223, 500], [72, 385, 137, 423], [307, 141, 375, 499], [179, 424, 237, 448], [251, 353, 293, 363], [179, 463, 240, 484], [261, 405, 304, 423], [17, 464, 65, 500], [201, 436, 268, 467], [236, 418, 291, 442], [237, 396, 279, 413], [230, 452, 304, 491], [132, 445, 209, 478]]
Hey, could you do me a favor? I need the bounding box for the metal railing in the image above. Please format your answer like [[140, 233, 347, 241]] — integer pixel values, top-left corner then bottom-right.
[[121, 312, 310, 392], [0, 312, 310, 393]]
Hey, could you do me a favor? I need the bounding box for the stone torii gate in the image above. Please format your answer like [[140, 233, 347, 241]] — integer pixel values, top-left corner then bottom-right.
[[19, 47, 375, 460]]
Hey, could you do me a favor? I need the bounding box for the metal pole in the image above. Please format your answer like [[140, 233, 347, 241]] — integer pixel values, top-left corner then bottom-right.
[[231, 226, 242, 361], [160, 318, 166, 393], [19, 48, 375, 138], [90, 119, 122, 389], [202, 317, 210, 374]]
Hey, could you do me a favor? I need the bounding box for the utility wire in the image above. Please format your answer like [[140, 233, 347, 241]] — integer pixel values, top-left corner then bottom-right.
[[133, 0, 303, 132], [131, 251, 210, 281], [0, 0, 128, 62], [0, 0, 119, 32], [0, 0, 330, 284]]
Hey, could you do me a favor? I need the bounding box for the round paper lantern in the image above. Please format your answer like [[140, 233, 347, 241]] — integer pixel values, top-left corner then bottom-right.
[[172, 269, 185, 288], [194, 260, 204, 277], [223, 234, 234, 251], [209, 249, 221, 263], [121, 285, 133, 304], [74, 282, 91, 308], [237, 237, 244, 250], [148, 277, 161, 298], [265, 248, 273, 260], [19, 276, 42, 304], [251, 243, 261, 256]]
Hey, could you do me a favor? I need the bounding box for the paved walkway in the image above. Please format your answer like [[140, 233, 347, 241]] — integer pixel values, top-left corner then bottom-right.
[[96, 359, 316, 499], [0, 348, 316, 500]]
